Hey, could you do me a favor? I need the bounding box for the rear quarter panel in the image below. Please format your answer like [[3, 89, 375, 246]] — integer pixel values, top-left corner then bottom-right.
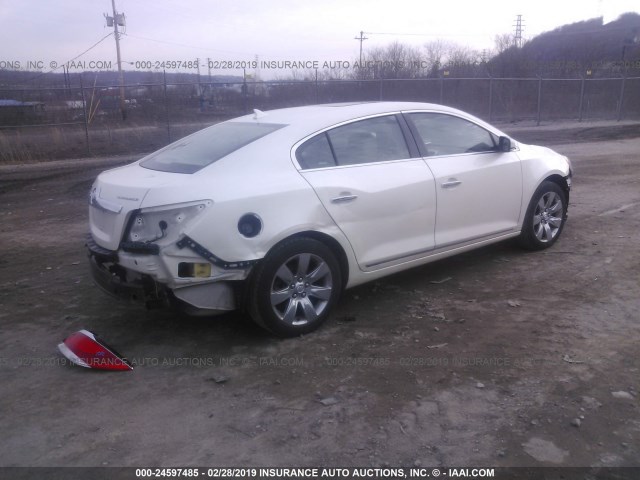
[[163, 135, 355, 266]]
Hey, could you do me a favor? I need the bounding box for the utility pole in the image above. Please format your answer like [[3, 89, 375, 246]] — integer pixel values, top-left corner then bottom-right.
[[354, 30, 368, 64], [196, 58, 202, 96], [106, 0, 127, 120], [513, 14, 525, 48]]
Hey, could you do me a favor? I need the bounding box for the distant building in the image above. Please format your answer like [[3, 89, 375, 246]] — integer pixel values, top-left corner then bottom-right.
[[0, 99, 45, 124], [65, 100, 85, 109]]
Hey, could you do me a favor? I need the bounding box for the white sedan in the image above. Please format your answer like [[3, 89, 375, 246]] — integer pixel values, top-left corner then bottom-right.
[[87, 102, 572, 336]]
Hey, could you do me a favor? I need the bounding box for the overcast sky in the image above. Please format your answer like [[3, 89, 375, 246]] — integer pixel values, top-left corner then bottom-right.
[[1, 0, 639, 79]]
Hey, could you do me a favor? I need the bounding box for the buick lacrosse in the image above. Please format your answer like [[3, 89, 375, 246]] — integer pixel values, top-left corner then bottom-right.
[[87, 102, 572, 336]]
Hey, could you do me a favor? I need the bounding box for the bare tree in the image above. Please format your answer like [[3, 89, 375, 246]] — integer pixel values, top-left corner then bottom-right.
[[354, 41, 424, 79], [489, 33, 526, 77], [423, 40, 449, 76], [494, 33, 518, 54], [445, 44, 482, 75], [319, 64, 350, 81]]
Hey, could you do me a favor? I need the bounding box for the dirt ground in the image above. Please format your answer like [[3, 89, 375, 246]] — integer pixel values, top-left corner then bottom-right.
[[0, 121, 639, 470]]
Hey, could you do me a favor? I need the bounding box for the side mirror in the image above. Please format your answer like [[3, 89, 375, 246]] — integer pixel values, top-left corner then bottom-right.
[[499, 136, 512, 152]]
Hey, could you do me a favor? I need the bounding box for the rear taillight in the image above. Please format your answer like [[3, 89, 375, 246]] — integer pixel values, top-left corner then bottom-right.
[[58, 329, 133, 371]]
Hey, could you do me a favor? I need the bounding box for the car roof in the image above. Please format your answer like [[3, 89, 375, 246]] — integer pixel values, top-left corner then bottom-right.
[[229, 101, 488, 136]]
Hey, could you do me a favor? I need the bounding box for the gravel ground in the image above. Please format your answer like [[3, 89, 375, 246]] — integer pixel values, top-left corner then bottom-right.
[[0, 122, 638, 469]]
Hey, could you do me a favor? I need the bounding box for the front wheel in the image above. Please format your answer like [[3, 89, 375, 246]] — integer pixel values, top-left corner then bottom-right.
[[247, 237, 342, 337], [518, 181, 568, 250]]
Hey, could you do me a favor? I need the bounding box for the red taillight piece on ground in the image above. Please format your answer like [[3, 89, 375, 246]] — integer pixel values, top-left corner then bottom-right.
[[58, 329, 133, 371]]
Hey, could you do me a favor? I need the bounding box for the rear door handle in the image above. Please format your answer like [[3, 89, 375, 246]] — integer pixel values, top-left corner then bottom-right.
[[441, 179, 462, 189], [331, 194, 358, 204]]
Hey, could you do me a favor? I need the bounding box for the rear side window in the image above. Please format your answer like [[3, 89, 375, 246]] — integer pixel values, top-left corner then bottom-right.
[[141, 122, 285, 174], [296, 115, 410, 169], [328, 115, 410, 166], [296, 133, 336, 169]]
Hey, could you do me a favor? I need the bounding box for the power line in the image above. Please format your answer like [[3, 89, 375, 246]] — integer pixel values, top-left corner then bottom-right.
[[65, 32, 115, 66], [121, 32, 308, 61], [121, 32, 254, 56], [364, 31, 492, 38], [22, 32, 114, 84]]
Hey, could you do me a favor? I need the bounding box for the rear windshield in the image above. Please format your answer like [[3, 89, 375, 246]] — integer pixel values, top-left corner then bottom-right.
[[140, 122, 286, 173]]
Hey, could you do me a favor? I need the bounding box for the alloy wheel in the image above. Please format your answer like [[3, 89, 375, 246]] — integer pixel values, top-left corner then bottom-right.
[[269, 253, 333, 326]]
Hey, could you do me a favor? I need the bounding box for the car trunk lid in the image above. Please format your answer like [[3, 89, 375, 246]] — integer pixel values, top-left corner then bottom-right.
[[89, 164, 184, 250]]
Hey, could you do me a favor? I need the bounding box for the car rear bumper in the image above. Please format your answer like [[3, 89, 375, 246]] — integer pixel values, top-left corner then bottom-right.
[[86, 234, 237, 315], [87, 234, 166, 306], [89, 253, 148, 302]]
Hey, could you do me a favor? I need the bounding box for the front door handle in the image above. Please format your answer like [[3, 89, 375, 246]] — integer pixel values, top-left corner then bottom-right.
[[331, 194, 358, 204], [441, 179, 462, 189]]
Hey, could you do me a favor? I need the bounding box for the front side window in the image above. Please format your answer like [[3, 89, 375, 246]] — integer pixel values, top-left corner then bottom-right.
[[296, 115, 411, 169], [141, 122, 285, 174], [408, 113, 498, 156]]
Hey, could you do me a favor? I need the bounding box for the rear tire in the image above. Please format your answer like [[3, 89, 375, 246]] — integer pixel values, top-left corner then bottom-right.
[[518, 181, 567, 250], [247, 237, 342, 337]]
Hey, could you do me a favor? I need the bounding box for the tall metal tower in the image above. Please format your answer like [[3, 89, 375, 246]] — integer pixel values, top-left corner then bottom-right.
[[513, 14, 525, 48]]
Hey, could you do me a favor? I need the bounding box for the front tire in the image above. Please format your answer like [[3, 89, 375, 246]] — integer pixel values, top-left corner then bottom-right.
[[519, 181, 567, 250], [247, 237, 342, 337]]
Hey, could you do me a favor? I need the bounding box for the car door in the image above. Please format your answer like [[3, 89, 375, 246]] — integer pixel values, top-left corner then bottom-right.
[[405, 112, 523, 248], [295, 114, 437, 270]]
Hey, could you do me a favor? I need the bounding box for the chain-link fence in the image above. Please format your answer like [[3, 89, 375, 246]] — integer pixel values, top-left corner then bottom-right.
[[0, 75, 638, 162]]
